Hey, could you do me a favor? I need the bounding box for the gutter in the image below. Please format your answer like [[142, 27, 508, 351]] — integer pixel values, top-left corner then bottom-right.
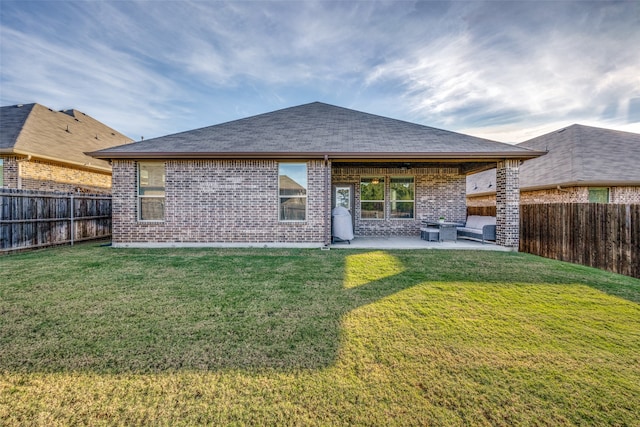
[[87, 150, 546, 161], [1, 148, 112, 173]]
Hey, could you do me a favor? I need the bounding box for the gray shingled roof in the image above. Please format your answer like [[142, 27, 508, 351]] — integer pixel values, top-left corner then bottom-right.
[[1, 103, 133, 171], [467, 124, 640, 195], [90, 102, 542, 160]]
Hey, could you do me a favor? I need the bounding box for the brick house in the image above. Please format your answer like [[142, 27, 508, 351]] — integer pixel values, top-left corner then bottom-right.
[[467, 124, 640, 206], [89, 102, 543, 248], [0, 103, 132, 193]]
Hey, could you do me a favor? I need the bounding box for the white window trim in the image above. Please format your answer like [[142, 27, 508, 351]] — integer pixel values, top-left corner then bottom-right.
[[390, 176, 415, 220], [278, 162, 307, 222], [138, 162, 165, 222], [360, 176, 385, 220]]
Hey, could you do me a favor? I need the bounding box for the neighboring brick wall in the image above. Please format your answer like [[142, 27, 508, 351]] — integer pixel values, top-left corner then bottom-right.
[[19, 159, 111, 193], [332, 166, 466, 236], [112, 159, 326, 245], [469, 186, 640, 205], [496, 159, 520, 248], [466, 194, 495, 207], [611, 186, 640, 203], [1, 155, 19, 188], [521, 187, 586, 203]]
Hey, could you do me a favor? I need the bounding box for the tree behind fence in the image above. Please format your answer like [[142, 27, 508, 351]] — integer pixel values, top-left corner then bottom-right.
[[520, 203, 640, 279], [1, 188, 112, 252]]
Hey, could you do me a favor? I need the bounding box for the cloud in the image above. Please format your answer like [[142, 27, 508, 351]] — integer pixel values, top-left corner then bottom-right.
[[0, 3, 195, 138], [1, 0, 638, 142], [364, 1, 640, 138]]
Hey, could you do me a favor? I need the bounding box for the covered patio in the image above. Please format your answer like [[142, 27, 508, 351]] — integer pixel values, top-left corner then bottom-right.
[[329, 159, 526, 250]]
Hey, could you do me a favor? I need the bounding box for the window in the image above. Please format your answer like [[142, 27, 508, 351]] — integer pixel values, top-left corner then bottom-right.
[[335, 186, 351, 210], [279, 163, 307, 221], [138, 162, 165, 221], [0, 158, 3, 187], [588, 187, 610, 203], [390, 177, 414, 219], [361, 177, 385, 219]]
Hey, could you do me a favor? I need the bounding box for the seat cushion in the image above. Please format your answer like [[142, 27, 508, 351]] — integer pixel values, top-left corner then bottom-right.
[[465, 215, 496, 229]]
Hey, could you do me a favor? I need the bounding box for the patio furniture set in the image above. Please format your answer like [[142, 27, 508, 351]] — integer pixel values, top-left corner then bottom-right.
[[420, 215, 497, 244]]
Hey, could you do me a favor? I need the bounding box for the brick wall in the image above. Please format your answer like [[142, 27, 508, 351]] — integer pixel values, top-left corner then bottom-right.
[[20, 159, 111, 193], [332, 166, 466, 236], [496, 159, 520, 248], [1, 155, 111, 193], [112, 159, 327, 245], [468, 186, 640, 205], [465, 194, 495, 207], [521, 187, 586, 203], [1, 156, 19, 188], [611, 186, 640, 203]]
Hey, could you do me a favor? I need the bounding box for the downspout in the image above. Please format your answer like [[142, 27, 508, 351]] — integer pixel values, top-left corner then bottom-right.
[[323, 154, 330, 248]]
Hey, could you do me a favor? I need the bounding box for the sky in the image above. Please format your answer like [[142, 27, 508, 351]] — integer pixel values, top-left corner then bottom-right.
[[1, 0, 639, 144]]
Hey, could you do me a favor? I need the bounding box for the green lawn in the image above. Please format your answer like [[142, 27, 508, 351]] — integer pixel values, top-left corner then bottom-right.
[[1, 243, 639, 426]]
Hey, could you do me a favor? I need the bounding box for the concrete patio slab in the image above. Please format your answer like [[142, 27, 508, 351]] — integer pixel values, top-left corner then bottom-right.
[[330, 236, 513, 251]]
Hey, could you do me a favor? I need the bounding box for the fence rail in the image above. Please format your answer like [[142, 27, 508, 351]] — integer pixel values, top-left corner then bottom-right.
[[0, 188, 112, 252], [520, 203, 640, 279]]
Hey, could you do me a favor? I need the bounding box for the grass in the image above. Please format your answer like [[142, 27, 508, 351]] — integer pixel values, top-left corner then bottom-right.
[[1, 243, 639, 426]]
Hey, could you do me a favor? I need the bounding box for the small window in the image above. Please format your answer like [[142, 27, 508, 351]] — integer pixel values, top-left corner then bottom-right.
[[138, 162, 165, 221], [588, 187, 609, 203], [390, 177, 414, 219], [361, 177, 385, 219], [279, 163, 307, 221], [0, 158, 3, 187], [335, 186, 351, 210]]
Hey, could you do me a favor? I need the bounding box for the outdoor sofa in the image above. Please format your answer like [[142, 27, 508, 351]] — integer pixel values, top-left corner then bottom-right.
[[457, 215, 496, 243]]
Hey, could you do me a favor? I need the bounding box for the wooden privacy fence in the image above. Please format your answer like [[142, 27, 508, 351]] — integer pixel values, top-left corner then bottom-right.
[[467, 206, 497, 217], [520, 203, 640, 279], [0, 189, 112, 252]]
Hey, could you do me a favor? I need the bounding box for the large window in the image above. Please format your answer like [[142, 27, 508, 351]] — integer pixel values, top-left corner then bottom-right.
[[390, 177, 414, 219], [588, 187, 610, 203], [138, 162, 165, 221], [360, 177, 385, 219], [279, 163, 307, 221]]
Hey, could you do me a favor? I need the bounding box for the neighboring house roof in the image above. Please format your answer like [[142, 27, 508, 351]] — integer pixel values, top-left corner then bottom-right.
[[279, 175, 305, 191], [467, 124, 640, 196], [1, 103, 133, 172], [89, 102, 543, 162]]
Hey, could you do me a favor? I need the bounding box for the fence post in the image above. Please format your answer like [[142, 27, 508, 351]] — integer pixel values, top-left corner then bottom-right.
[[70, 193, 74, 246]]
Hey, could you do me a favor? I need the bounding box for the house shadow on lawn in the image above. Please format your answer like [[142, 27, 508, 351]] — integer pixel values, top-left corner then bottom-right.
[[2, 247, 638, 374]]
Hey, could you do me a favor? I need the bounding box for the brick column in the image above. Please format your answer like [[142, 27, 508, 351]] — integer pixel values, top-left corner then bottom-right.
[[324, 157, 332, 246], [496, 159, 520, 249], [1, 156, 20, 188]]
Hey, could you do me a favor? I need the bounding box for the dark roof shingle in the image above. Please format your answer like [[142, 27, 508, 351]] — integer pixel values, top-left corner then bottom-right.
[[467, 124, 640, 194], [1, 103, 133, 171], [90, 102, 542, 160]]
